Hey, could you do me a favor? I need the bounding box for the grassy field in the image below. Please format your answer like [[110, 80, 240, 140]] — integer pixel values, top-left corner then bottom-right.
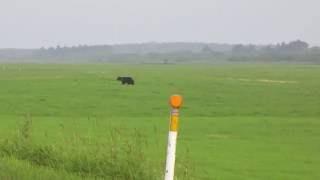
[[0, 64, 319, 179]]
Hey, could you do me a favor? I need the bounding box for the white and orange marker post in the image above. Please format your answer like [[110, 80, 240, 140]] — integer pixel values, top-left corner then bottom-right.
[[164, 95, 183, 180]]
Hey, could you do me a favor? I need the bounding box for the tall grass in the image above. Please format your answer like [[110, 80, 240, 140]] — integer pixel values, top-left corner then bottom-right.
[[0, 118, 158, 179], [0, 117, 195, 180]]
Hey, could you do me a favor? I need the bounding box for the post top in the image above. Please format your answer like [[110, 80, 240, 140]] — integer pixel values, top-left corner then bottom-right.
[[169, 94, 183, 109]]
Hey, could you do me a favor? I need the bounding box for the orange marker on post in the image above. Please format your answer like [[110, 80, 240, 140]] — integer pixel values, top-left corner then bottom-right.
[[165, 95, 183, 180]]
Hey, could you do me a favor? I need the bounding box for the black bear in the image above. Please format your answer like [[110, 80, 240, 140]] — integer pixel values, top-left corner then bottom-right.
[[117, 76, 135, 85]]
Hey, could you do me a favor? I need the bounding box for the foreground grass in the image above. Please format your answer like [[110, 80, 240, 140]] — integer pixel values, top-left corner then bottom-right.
[[0, 64, 319, 179], [0, 116, 193, 180], [0, 157, 90, 180], [0, 118, 162, 180]]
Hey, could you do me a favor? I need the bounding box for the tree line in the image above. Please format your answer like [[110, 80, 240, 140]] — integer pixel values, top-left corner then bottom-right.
[[0, 40, 319, 63]]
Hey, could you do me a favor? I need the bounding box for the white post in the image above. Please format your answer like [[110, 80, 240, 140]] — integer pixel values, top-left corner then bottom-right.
[[164, 95, 183, 180]]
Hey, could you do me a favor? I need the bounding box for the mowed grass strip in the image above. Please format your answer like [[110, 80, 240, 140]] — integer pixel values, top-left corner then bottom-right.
[[0, 64, 319, 179]]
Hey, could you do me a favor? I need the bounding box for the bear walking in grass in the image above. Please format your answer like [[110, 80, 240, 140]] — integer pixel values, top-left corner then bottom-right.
[[117, 76, 135, 85]]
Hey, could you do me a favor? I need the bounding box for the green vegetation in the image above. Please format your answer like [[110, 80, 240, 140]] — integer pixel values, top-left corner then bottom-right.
[[0, 64, 319, 179]]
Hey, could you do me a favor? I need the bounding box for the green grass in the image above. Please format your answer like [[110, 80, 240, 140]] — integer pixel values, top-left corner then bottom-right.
[[0, 64, 319, 179]]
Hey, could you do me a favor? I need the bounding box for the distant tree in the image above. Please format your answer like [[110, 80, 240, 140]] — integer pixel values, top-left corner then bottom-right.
[[263, 40, 310, 56], [261, 45, 273, 52], [286, 40, 309, 51], [232, 44, 245, 54], [246, 44, 257, 53], [48, 46, 54, 50], [232, 44, 257, 55], [310, 46, 320, 54], [202, 45, 213, 53]]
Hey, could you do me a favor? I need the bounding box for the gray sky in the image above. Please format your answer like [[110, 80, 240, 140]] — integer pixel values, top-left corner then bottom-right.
[[0, 0, 319, 48]]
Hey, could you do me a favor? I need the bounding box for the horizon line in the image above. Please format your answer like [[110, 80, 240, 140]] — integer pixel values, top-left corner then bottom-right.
[[0, 40, 319, 50]]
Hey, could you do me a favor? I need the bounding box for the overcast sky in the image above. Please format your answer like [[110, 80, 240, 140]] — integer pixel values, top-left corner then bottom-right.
[[0, 0, 319, 48]]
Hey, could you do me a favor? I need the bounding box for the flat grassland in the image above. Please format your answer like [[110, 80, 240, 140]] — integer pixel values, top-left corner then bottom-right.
[[0, 64, 319, 179]]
